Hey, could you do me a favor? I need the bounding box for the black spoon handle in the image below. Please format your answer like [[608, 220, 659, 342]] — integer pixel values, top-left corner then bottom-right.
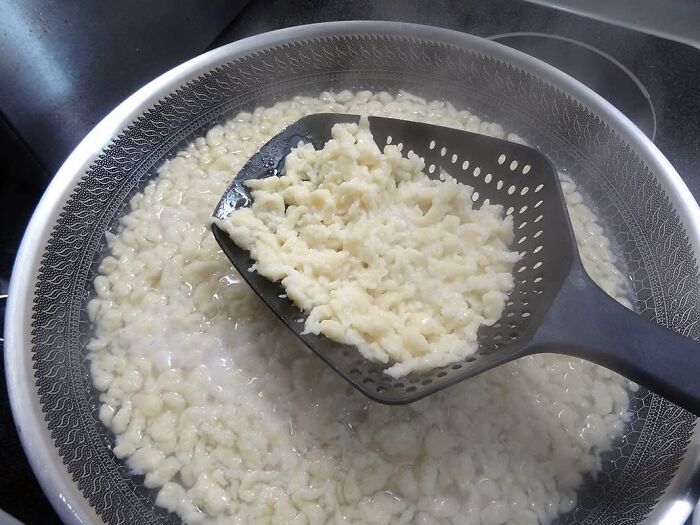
[[530, 265, 700, 415]]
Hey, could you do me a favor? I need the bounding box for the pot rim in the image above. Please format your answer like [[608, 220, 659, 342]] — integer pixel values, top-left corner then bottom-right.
[[6, 20, 699, 525]]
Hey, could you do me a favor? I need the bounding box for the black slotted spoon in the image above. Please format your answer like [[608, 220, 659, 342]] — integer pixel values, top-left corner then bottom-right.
[[211, 113, 700, 413]]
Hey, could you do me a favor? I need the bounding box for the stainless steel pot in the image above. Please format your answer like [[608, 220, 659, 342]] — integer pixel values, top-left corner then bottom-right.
[[5, 21, 700, 525]]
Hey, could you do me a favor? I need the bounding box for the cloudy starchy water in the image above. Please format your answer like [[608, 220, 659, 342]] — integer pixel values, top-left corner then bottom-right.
[[88, 90, 633, 525]]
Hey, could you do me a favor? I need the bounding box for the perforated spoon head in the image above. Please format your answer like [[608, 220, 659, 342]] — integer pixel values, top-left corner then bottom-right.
[[211, 113, 577, 404]]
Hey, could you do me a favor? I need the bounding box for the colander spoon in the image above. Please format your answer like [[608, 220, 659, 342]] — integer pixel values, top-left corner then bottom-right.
[[211, 113, 700, 414]]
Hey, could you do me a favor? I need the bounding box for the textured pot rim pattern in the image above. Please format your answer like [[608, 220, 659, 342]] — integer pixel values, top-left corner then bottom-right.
[[5, 21, 700, 525]]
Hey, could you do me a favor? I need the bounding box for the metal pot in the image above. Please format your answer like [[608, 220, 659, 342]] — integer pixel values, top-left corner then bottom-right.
[[5, 21, 700, 525]]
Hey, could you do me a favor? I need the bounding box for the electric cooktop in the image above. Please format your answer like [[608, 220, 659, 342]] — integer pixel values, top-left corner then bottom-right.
[[1, 0, 698, 523]]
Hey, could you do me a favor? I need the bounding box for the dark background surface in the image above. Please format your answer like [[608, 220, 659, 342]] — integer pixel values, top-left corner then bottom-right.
[[1, 1, 698, 523]]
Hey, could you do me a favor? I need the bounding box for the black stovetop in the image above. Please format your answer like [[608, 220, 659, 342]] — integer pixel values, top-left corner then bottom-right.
[[1, 1, 698, 523]]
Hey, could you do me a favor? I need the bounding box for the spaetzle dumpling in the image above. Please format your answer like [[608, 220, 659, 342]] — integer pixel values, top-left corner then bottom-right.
[[218, 117, 520, 377]]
